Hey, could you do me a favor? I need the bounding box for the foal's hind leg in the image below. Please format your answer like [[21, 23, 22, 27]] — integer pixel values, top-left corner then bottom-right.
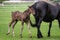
[[20, 22, 24, 38], [7, 20, 14, 35], [12, 21, 17, 37], [27, 21, 32, 38]]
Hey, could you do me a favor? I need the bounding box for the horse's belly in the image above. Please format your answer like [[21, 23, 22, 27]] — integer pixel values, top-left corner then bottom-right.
[[43, 18, 54, 22], [43, 16, 55, 22]]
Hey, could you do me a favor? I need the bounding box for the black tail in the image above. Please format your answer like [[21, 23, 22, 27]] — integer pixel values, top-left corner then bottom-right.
[[58, 19, 60, 28], [30, 20, 36, 27]]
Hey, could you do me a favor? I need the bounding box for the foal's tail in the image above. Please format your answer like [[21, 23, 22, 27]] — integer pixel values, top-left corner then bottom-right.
[[11, 12, 14, 16], [30, 20, 36, 27]]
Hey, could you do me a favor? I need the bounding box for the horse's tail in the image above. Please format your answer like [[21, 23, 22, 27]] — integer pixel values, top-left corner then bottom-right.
[[30, 20, 36, 27], [59, 22, 60, 28], [59, 26, 60, 28]]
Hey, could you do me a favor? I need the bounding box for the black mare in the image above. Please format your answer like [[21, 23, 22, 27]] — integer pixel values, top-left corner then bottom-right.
[[30, 1, 60, 38]]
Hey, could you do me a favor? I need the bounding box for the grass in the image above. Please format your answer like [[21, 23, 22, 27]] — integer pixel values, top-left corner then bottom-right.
[[0, 3, 60, 40]]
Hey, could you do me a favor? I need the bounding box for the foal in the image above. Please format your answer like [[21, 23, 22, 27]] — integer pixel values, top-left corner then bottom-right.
[[6, 7, 35, 38]]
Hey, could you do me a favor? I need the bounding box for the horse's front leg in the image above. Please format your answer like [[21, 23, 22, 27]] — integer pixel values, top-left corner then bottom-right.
[[20, 21, 24, 38], [27, 21, 32, 38], [36, 18, 43, 38], [48, 22, 52, 37]]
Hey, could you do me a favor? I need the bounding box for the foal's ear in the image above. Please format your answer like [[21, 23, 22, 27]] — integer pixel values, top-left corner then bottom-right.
[[12, 12, 14, 13], [28, 6, 31, 8]]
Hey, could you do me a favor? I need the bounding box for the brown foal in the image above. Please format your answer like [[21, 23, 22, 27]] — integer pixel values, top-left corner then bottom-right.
[[6, 7, 35, 38]]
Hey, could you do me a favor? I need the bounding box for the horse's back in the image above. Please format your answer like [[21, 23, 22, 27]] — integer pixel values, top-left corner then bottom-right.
[[43, 2, 59, 22], [48, 2, 58, 18], [31, 1, 59, 22]]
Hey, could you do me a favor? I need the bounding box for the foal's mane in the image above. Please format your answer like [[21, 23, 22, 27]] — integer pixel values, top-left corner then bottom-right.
[[23, 9, 29, 13]]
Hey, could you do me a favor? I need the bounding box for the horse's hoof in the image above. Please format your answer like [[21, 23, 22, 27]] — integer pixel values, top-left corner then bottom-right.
[[37, 36, 43, 38], [48, 35, 50, 37]]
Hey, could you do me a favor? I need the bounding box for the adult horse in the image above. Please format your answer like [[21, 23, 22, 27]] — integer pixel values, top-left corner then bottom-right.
[[29, 1, 60, 38]]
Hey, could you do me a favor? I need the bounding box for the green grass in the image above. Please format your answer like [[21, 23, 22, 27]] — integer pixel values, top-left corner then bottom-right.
[[0, 3, 60, 40]]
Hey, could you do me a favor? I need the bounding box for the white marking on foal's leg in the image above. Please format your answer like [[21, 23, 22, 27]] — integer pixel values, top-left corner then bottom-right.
[[7, 21, 13, 35], [27, 21, 32, 38], [7, 26, 10, 35], [12, 27, 15, 37], [20, 22, 24, 38]]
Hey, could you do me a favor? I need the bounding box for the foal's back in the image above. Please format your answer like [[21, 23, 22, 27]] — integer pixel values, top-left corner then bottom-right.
[[12, 11, 30, 22], [12, 11, 23, 21]]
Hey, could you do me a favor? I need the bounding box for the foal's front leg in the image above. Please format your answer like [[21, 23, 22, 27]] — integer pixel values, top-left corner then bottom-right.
[[20, 22, 24, 38], [27, 21, 32, 38], [7, 20, 14, 35]]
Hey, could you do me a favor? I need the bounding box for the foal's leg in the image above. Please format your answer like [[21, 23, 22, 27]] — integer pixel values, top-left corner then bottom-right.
[[12, 21, 17, 37], [48, 22, 52, 37], [20, 22, 24, 38], [27, 21, 32, 38], [7, 20, 14, 35]]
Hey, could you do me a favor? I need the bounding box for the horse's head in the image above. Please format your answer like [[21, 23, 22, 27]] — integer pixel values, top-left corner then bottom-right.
[[28, 6, 35, 15]]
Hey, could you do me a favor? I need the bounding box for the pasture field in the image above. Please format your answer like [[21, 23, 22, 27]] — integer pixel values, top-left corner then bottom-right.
[[0, 3, 60, 40]]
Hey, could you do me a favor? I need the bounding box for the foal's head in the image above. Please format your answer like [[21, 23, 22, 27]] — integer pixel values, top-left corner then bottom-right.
[[28, 6, 35, 15], [23, 6, 35, 15]]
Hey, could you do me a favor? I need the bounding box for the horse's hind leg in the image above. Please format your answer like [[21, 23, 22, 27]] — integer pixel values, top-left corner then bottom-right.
[[27, 21, 32, 38], [20, 22, 24, 38], [48, 22, 52, 37], [7, 20, 14, 35], [12, 20, 17, 37]]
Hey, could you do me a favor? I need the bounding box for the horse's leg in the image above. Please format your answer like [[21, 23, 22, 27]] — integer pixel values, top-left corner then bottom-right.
[[12, 21, 17, 37], [36, 18, 43, 38], [36, 10, 46, 38], [27, 21, 32, 38], [20, 22, 24, 38], [48, 22, 52, 37], [7, 20, 14, 35], [37, 23, 43, 38]]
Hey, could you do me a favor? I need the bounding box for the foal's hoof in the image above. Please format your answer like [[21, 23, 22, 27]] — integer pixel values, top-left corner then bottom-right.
[[20, 36, 23, 38], [30, 36, 32, 38], [6, 33, 10, 35], [13, 35, 15, 37], [20, 34, 23, 38]]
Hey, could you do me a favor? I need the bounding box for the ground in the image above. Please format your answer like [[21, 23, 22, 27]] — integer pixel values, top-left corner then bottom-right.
[[0, 3, 60, 40]]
